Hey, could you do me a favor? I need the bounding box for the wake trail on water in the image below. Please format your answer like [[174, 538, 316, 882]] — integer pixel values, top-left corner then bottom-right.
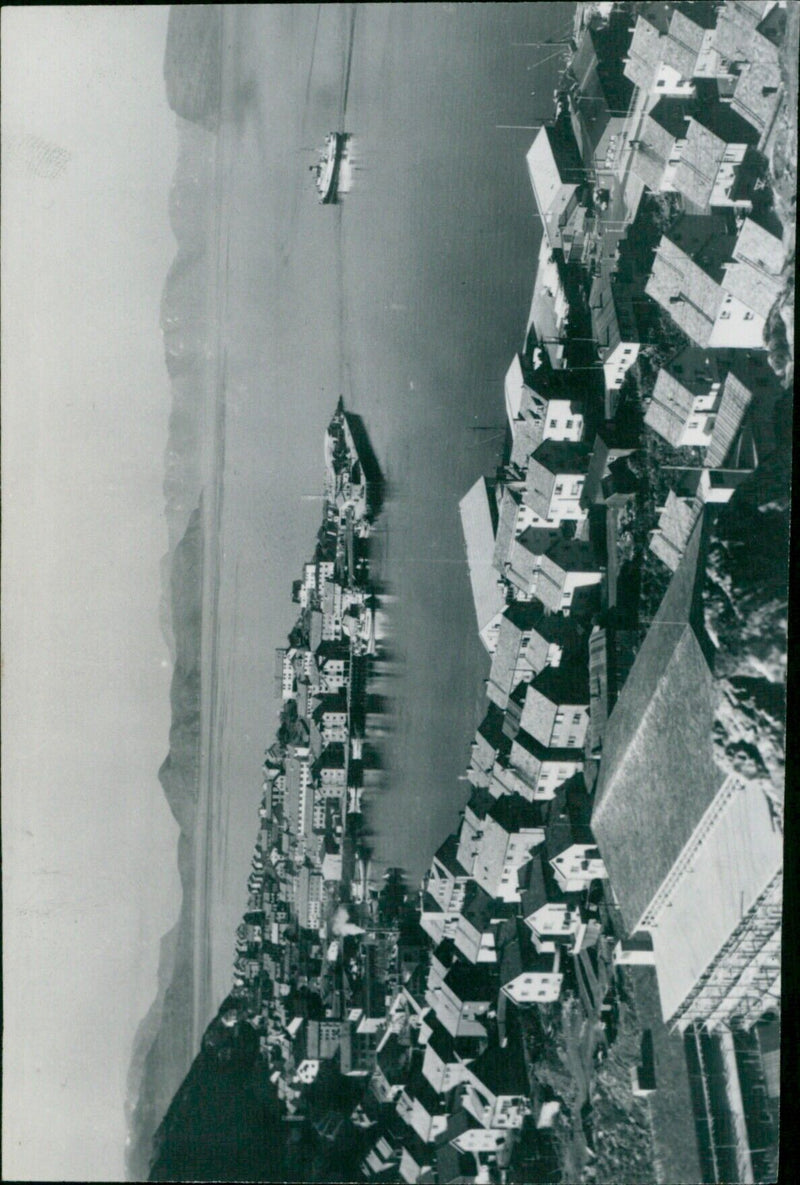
[[340, 5, 358, 126]]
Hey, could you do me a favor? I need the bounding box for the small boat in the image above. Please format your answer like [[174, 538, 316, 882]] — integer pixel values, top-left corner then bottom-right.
[[313, 132, 351, 204]]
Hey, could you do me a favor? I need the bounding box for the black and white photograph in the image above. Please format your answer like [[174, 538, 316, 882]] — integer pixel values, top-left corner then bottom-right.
[[2, 2, 795, 1181]]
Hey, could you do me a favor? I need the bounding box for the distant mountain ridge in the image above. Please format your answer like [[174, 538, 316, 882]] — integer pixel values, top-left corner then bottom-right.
[[126, 9, 225, 1170]]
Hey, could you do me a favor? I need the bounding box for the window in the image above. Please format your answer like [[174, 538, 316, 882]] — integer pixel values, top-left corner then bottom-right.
[[720, 311, 731, 321], [566, 419, 574, 429], [549, 419, 558, 428], [623, 347, 632, 355], [744, 311, 754, 321], [657, 79, 665, 87], [555, 483, 564, 495], [573, 711, 582, 723]]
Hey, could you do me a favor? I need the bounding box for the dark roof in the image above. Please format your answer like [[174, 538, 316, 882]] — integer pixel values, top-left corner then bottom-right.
[[434, 833, 468, 879], [499, 923, 558, 986], [518, 855, 549, 917], [460, 880, 499, 934], [377, 1032, 408, 1085], [467, 1033, 530, 1098], [432, 938, 458, 968], [487, 793, 545, 835], [426, 1016, 480, 1065], [545, 777, 594, 860], [531, 662, 590, 706], [592, 518, 725, 930], [443, 961, 497, 1003], [405, 1070, 449, 1117], [532, 439, 593, 476]]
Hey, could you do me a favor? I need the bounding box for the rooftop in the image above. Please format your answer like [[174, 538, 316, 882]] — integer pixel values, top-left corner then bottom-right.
[[459, 476, 505, 638], [705, 370, 754, 467], [466, 1030, 530, 1098], [645, 234, 724, 348], [645, 368, 698, 447], [592, 519, 726, 931]]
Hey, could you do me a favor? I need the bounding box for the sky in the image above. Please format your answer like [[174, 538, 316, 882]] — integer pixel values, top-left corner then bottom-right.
[[1, 8, 181, 1180]]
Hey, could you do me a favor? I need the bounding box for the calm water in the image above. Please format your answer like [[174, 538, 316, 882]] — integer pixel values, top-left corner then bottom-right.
[[200, 1, 574, 1015]]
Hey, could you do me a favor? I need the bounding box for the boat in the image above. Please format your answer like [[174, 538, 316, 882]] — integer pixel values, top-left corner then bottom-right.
[[313, 132, 351, 204]]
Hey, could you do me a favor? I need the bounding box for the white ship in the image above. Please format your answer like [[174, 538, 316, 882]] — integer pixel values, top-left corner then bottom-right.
[[312, 132, 351, 204]]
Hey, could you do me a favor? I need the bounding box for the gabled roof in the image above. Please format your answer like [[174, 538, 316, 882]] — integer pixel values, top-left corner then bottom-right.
[[722, 218, 785, 319], [425, 1015, 480, 1065], [650, 490, 703, 572], [459, 880, 498, 935], [645, 368, 697, 446], [624, 15, 664, 90], [433, 834, 469, 880], [487, 793, 545, 835], [592, 518, 726, 931], [467, 1032, 530, 1098], [673, 117, 729, 211], [443, 961, 497, 1004], [545, 776, 594, 860], [663, 7, 706, 76], [529, 662, 590, 708], [705, 371, 754, 467], [646, 235, 724, 348], [532, 439, 593, 478], [492, 487, 522, 573], [519, 854, 549, 917], [459, 476, 505, 637], [525, 124, 583, 230]]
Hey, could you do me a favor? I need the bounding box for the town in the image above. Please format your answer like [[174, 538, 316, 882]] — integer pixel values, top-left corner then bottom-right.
[[211, 3, 790, 1183]]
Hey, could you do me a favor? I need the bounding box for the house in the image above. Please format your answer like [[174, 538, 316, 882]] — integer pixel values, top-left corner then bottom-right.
[[630, 96, 755, 213], [398, 1130, 435, 1185], [650, 456, 755, 573], [535, 539, 603, 614], [396, 1070, 451, 1145], [589, 268, 641, 412], [580, 432, 637, 509], [526, 237, 572, 368], [565, 18, 634, 179], [504, 353, 584, 446], [486, 600, 568, 710], [506, 732, 585, 802], [523, 440, 593, 526], [507, 664, 590, 750], [497, 919, 564, 1006], [525, 123, 584, 253], [525, 900, 588, 955], [419, 1015, 480, 1094], [461, 1037, 533, 1130], [646, 363, 754, 462], [544, 779, 606, 893], [471, 794, 546, 903], [459, 476, 507, 652], [312, 693, 349, 744], [712, 3, 782, 145], [591, 517, 783, 1031], [425, 960, 497, 1040], [453, 881, 509, 964], [623, 7, 714, 97], [422, 834, 471, 916], [646, 216, 784, 349], [455, 787, 495, 878], [469, 708, 512, 785]]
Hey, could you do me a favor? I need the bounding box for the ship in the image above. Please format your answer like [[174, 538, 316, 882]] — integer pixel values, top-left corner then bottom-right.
[[313, 132, 351, 204]]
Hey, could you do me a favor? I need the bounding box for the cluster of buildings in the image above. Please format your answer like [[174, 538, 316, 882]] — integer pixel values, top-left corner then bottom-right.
[[449, 2, 786, 1181], [218, 5, 787, 1183], [225, 402, 424, 1130]]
